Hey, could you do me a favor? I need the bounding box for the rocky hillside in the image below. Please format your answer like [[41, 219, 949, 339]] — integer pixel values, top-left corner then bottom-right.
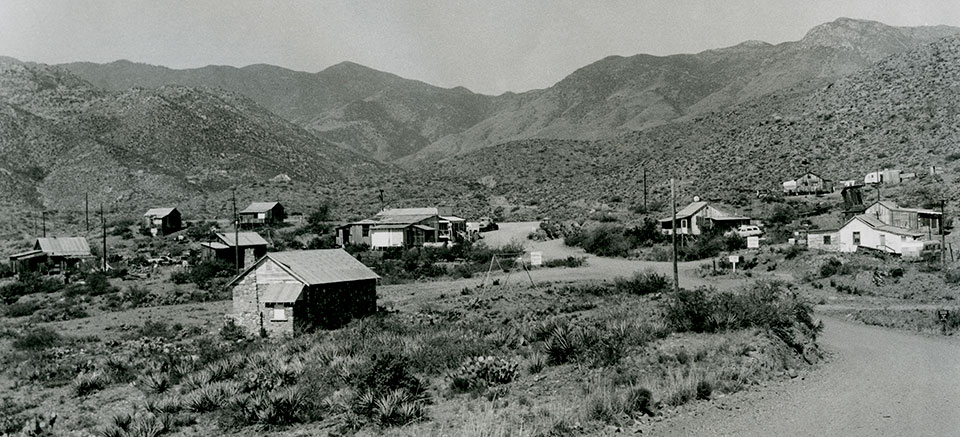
[[409, 18, 960, 164], [62, 19, 958, 165], [437, 33, 960, 217], [63, 60, 510, 162], [0, 58, 386, 214]]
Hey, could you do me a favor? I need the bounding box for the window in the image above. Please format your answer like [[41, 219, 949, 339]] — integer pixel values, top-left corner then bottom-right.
[[362, 225, 370, 237], [823, 235, 831, 245], [272, 307, 287, 321], [853, 232, 861, 246]]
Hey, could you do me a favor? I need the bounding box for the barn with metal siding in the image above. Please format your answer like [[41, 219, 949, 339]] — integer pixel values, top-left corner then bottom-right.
[[227, 249, 379, 336]]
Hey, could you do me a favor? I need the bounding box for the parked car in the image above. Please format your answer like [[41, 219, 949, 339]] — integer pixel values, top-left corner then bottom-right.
[[479, 217, 499, 232], [731, 225, 763, 238]]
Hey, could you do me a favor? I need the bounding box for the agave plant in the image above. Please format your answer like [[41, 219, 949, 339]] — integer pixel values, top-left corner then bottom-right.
[[140, 372, 171, 395], [73, 371, 108, 397], [180, 369, 212, 392]]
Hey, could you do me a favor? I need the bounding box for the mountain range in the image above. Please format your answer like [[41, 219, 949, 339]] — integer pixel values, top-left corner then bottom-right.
[[60, 18, 960, 165], [4, 17, 960, 224]]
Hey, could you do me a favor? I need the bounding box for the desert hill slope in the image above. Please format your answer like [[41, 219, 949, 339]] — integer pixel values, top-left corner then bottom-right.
[[408, 18, 960, 164], [62, 60, 512, 162], [61, 18, 959, 165], [0, 58, 385, 214], [437, 33, 960, 216]]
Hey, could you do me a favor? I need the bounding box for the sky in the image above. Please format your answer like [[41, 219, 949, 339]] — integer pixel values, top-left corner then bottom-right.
[[2, 1, 960, 95]]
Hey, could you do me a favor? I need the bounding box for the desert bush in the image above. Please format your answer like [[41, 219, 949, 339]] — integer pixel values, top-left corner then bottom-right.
[[944, 267, 960, 284], [174, 260, 233, 290], [31, 297, 89, 322], [613, 271, 669, 295], [4, 300, 41, 317], [449, 356, 519, 393], [0, 273, 62, 304], [73, 371, 108, 396], [219, 318, 245, 341], [696, 380, 713, 400], [819, 258, 843, 277], [12, 326, 63, 351], [665, 281, 819, 349], [543, 256, 586, 268], [583, 380, 655, 425]]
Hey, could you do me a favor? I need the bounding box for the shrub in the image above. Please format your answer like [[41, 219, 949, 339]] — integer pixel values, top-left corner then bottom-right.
[[696, 380, 713, 400], [543, 256, 587, 268], [945, 268, 960, 284], [85, 272, 119, 296], [449, 356, 519, 393], [12, 326, 62, 351], [613, 271, 669, 295], [820, 258, 845, 277], [5, 301, 41, 317], [73, 371, 108, 396], [219, 318, 245, 341]]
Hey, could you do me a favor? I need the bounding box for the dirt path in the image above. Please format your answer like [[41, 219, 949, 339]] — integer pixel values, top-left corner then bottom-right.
[[649, 315, 960, 436]]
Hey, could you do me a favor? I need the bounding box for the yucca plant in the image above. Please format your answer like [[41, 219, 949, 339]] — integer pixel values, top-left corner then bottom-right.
[[145, 394, 182, 415], [140, 372, 171, 395], [180, 370, 212, 392], [527, 353, 546, 374], [126, 413, 166, 437], [372, 389, 425, 427], [74, 371, 109, 397], [546, 325, 577, 365]]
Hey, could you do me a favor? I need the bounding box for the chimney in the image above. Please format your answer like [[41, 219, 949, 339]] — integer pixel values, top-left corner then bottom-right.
[[243, 248, 256, 269]]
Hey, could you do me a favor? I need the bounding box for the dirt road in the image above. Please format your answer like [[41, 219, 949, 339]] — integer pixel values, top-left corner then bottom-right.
[[650, 316, 960, 436]]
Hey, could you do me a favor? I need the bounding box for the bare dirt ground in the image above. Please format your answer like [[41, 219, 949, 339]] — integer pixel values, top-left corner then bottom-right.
[[647, 315, 960, 436]]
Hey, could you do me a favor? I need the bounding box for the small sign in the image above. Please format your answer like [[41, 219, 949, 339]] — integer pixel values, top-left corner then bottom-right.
[[728, 255, 740, 263], [747, 236, 760, 248], [938, 309, 950, 322], [530, 252, 543, 267]]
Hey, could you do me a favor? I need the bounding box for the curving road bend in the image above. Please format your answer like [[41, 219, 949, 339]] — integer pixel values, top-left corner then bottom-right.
[[651, 316, 960, 436]]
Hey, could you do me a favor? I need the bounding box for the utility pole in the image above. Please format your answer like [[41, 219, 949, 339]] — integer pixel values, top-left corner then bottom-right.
[[41, 211, 46, 237], [643, 167, 648, 212], [671, 178, 679, 293], [85, 193, 89, 233], [378, 189, 385, 212], [233, 188, 240, 274], [942, 200, 947, 266], [100, 203, 106, 271]]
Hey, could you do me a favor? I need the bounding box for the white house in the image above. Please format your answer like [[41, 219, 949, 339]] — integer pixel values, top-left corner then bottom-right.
[[829, 214, 927, 255]]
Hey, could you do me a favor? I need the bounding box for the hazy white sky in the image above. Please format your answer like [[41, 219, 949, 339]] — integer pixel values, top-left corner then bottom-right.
[[2, 0, 960, 94]]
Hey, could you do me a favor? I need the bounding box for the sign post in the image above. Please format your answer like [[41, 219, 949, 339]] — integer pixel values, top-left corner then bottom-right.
[[530, 252, 543, 267], [729, 255, 740, 274], [938, 309, 950, 335]]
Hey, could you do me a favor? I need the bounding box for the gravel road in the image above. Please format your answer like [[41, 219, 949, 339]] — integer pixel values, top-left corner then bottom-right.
[[650, 316, 960, 436]]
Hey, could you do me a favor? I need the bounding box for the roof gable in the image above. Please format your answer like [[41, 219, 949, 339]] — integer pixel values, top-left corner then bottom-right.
[[228, 249, 379, 287], [144, 207, 177, 218], [217, 232, 268, 247], [240, 202, 280, 214], [378, 207, 440, 216], [35, 237, 92, 257], [844, 214, 925, 237]]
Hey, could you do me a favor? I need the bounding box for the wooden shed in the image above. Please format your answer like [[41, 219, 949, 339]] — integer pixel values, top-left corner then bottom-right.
[[143, 207, 182, 236], [239, 202, 285, 227], [201, 232, 268, 269], [227, 249, 379, 336]]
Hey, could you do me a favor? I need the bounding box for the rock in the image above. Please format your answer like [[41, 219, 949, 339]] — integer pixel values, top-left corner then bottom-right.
[[787, 368, 799, 378]]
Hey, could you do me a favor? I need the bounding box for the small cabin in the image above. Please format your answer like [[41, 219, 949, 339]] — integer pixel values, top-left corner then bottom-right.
[[143, 207, 182, 236], [227, 249, 379, 336], [239, 202, 285, 227]]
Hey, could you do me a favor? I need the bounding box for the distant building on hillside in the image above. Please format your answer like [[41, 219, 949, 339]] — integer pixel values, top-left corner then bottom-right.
[[9, 237, 95, 274], [143, 207, 182, 236], [782, 172, 833, 195], [227, 249, 379, 336], [659, 201, 751, 236], [239, 202, 285, 228], [201, 232, 268, 268], [863, 169, 916, 185]]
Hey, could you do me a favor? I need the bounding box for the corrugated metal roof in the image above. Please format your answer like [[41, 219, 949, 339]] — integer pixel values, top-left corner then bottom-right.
[[267, 249, 379, 285], [260, 283, 304, 303], [412, 224, 434, 231], [240, 202, 280, 214], [200, 242, 230, 250], [372, 224, 410, 230], [217, 232, 268, 247], [35, 237, 92, 257], [852, 215, 925, 237], [10, 249, 46, 260], [144, 207, 177, 218], [376, 214, 435, 225], [440, 216, 466, 222], [379, 207, 439, 216]]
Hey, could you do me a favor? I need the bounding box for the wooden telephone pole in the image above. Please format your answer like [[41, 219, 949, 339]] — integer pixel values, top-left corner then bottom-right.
[[671, 178, 679, 293], [100, 203, 107, 271], [85, 193, 89, 233], [233, 188, 240, 274], [643, 167, 648, 212], [41, 211, 46, 237], [942, 200, 947, 265]]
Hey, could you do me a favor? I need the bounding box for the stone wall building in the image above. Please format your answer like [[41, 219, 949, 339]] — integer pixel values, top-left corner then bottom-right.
[[227, 249, 379, 336]]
